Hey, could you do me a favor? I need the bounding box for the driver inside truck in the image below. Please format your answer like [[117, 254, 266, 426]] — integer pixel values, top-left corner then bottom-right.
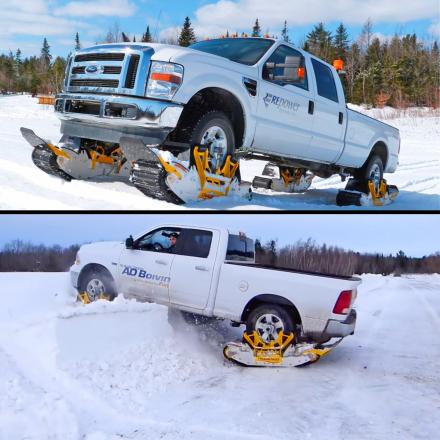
[[168, 232, 179, 253]]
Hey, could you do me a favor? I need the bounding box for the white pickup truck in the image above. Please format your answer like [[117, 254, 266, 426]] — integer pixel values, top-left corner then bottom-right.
[[30, 37, 400, 203], [71, 225, 360, 344]]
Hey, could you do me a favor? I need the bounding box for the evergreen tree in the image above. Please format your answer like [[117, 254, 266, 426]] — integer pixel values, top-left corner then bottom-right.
[[281, 21, 289, 43], [142, 25, 152, 43], [133, 35, 136, 42], [306, 23, 333, 62], [74, 32, 81, 51], [252, 18, 261, 38], [178, 17, 196, 47], [40, 38, 52, 69], [334, 23, 349, 60], [121, 32, 131, 42]]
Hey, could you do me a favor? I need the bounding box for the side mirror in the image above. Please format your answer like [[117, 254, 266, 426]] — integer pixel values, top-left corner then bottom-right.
[[125, 235, 134, 249]]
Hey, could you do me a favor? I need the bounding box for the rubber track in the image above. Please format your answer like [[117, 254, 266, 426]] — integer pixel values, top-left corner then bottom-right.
[[31, 145, 73, 182], [130, 159, 184, 205]]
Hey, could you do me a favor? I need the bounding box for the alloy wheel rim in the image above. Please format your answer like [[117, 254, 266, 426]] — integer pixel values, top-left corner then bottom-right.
[[200, 126, 228, 170], [86, 278, 105, 301], [255, 313, 285, 343]]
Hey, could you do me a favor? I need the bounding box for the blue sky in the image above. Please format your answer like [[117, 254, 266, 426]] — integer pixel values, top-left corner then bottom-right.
[[0, 214, 438, 257], [1, 0, 439, 57]]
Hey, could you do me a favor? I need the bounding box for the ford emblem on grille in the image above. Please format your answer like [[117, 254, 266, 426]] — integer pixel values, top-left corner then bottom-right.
[[85, 65, 103, 74]]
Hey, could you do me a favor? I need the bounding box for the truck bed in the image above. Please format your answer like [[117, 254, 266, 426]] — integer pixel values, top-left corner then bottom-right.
[[226, 261, 360, 281]]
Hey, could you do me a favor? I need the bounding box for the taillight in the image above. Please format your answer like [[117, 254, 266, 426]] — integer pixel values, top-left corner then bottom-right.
[[333, 290, 352, 315]]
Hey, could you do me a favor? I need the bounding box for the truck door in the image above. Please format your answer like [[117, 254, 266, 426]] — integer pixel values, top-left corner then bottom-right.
[[118, 227, 181, 303], [253, 45, 314, 159], [307, 58, 347, 163], [168, 228, 218, 310]]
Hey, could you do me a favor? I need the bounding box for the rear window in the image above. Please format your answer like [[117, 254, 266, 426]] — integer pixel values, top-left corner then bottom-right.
[[226, 234, 255, 262], [311, 58, 339, 103]]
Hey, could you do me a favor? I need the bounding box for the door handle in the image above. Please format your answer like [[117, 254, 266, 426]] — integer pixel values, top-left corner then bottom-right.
[[155, 259, 168, 265], [195, 265, 209, 272], [339, 112, 344, 125], [308, 101, 314, 115]]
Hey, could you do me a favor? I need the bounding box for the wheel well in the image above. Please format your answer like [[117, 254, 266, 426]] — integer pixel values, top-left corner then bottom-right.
[[368, 141, 388, 169], [77, 263, 115, 291], [170, 87, 246, 149], [241, 294, 302, 326]]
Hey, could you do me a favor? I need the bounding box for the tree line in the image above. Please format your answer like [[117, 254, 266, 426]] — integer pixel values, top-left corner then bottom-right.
[[256, 238, 440, 276], [0, 17, 438, 107], [0, 239, 439, 276]]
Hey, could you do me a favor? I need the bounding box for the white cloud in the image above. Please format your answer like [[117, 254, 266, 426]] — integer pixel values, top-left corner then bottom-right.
[[428, 22, 440, 38], [54, 0, 136, 18], [192, 0, 439, 36]]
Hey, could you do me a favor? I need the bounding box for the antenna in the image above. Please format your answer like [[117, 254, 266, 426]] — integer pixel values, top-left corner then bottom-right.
[[154, 9, 162, 42]]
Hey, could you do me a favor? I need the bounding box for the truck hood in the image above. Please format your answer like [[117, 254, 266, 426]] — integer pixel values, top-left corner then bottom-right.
[[79, 241, 123, 255]]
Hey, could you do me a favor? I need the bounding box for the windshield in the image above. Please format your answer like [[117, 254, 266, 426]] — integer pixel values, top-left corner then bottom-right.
[[190, 38, 275, 66]]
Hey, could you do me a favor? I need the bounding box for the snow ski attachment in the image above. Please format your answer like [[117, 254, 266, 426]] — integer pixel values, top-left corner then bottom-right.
[[122, 137, 241, 204], [336, 178, 399, 207], [252, 163, 314, 193], [223, 331, 338, 368], [21, 127, 73, 181]]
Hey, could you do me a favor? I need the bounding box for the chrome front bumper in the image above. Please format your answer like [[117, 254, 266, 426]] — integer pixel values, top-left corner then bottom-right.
[[55, 93, 184, 144]]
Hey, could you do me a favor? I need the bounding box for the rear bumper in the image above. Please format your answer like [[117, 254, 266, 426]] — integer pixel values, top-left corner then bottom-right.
[[55, 93, 184, 144], [321, 309, 357, 339]]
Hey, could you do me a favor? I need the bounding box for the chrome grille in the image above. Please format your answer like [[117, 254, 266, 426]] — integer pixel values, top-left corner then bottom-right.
[[124, 55, 140, 89], [65, 45, 154, 96], [70, 79, 120, 88], [71, 66, 122, 75], [74, 53, 125, 62]]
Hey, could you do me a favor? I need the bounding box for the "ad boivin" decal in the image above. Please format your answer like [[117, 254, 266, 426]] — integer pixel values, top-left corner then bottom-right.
[[122, 266, 171, 286]]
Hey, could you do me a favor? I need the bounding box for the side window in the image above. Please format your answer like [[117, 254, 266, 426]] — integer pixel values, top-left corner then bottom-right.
[[135, 228, 181, 253], [311, 59, 339, 103], [177, 229, 213, 258], [226, 234, 255, 262], [263, 45, 308, 90]]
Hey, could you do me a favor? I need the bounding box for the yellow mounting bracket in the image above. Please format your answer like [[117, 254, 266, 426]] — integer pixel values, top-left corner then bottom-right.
[[280, 168, 304, 188], [368, 179, 396, 207], [243, 331, 295, 364], [77, 292, 111, 304], [47, 143, 71, 160], [193, 146, 239, 200]]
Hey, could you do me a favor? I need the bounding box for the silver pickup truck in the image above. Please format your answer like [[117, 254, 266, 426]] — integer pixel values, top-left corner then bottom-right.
[[24, 37, 400, 204]]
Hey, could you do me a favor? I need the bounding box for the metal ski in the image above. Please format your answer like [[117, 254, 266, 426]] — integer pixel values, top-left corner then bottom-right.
[[21, 127, 74, 181], [336, 178, 399, 207], [223, 331, 342, 367]]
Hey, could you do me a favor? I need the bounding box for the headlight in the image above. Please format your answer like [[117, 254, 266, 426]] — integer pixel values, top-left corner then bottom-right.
[[146, 61, 184, 100]]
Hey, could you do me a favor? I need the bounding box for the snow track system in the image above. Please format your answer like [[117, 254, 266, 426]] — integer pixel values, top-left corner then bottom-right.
[[223, 331, 342, 368], [21, 127, 399, 207]]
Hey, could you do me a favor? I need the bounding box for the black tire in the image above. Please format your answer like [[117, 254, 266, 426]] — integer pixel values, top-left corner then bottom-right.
[[354, 154, 384, 183], [79, 267, 117, 302], [246, 304, 295, 343], [186, 111, 235, 169]]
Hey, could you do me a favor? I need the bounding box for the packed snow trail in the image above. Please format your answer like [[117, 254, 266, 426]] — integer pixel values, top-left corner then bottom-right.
[[0, 272, 439, 439], [0, 95, 439, 210]]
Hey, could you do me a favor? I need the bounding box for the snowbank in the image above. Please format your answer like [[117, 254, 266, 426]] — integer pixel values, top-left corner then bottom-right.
[[0, 95, 438, 210], [0, 272, 439, 439]]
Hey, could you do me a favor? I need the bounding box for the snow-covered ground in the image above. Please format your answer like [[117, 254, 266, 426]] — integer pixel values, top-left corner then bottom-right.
[[0, 95, 438, 210], [0, 272, 439, 439]]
